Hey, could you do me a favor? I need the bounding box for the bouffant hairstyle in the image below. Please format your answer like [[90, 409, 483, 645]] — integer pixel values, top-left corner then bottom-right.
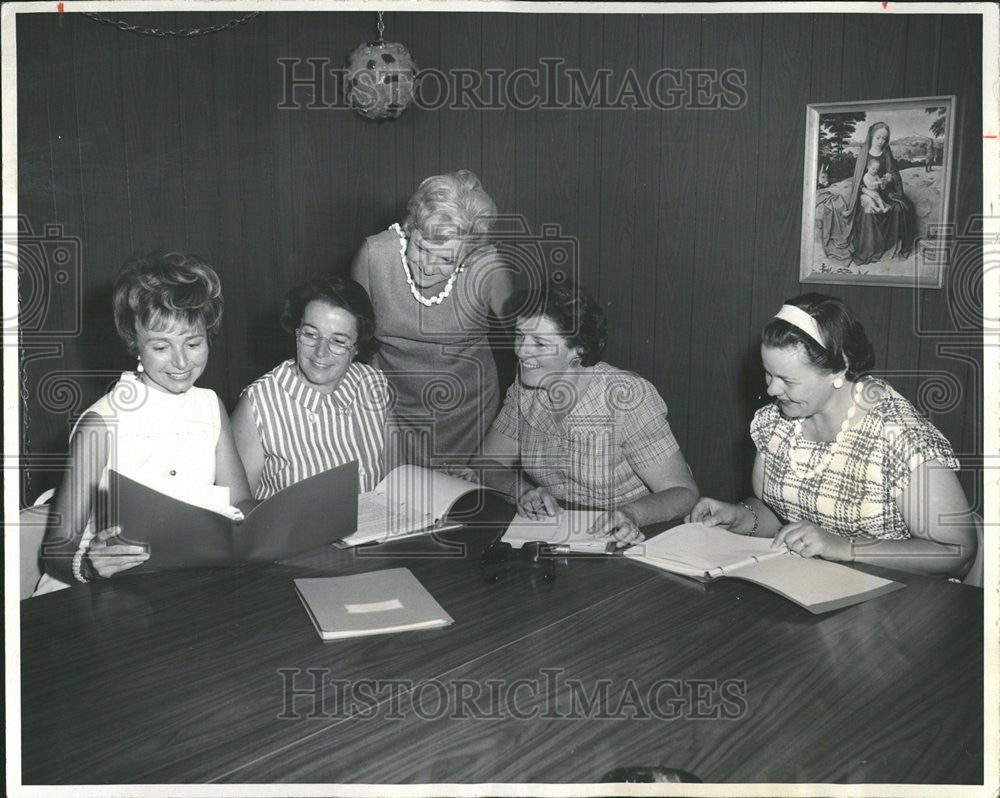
[[508, 278, 608, 367], [113, 251, 224, 357], [402, 169, 497, 244], [761, 292, 875, 380], [280, 275, 377, 360]]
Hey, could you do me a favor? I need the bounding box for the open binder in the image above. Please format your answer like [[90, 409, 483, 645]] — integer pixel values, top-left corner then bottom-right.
[[109, 460, 358, 571], [340, 465, 492, 546], [623, 523, 904, 614], [500, 509, 614, 554]]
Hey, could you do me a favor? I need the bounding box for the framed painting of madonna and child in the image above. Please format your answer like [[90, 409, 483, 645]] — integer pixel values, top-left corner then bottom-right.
[[801, 96, 957, 288]]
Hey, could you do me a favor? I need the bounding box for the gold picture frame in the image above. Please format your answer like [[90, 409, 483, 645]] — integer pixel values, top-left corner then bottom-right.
[[801, 95, 957, 288]]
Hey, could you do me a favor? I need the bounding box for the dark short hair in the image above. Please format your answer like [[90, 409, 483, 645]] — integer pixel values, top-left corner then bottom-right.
[[761, 292, 875, 380], [281, 276, 376, 360], [113, 251, 224, 357], [508, 278, 607, 367]]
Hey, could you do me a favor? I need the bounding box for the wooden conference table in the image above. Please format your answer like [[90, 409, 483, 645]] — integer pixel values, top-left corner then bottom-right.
[[20, 497, 984, 785]]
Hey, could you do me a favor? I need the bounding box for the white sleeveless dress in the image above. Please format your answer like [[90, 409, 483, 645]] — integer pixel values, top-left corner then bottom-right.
[[33, 372, 222, 594]]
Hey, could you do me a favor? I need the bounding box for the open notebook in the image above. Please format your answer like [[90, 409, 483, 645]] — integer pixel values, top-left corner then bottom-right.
[[110, 461, 358, 571], [501, 509, 614, 554], [339, 465, 488, 546], [294, 568, 453, 641], [623, 523, 905, 614]]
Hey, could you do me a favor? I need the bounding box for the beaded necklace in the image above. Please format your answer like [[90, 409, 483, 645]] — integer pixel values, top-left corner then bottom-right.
[[391, 223, 464, 307], [788, 382, 861, 480]]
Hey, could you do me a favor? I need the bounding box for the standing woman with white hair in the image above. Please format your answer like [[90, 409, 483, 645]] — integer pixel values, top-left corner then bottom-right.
[[351, 170, 513, 468]]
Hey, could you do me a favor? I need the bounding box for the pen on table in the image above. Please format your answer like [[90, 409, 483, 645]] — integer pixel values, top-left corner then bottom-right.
[[540, 544, 613, 557]]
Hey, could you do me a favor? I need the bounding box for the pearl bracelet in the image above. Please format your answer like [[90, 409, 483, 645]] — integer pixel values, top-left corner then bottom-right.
[[72, 547, 90, 583], [739, 501, 759, 536], [72, 530, 97, 583]]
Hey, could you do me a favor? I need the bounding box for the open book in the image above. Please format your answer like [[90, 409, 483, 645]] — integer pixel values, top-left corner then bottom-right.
[[339, 465, 489, 546], [501, 509, 613, 554], [623, 523, 905, 614], [294, 567, 453, 641], [110, 461, 358, 571]]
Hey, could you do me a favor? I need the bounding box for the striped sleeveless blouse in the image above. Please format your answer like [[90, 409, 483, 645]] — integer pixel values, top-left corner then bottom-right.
[[243, 359, 388, 498]]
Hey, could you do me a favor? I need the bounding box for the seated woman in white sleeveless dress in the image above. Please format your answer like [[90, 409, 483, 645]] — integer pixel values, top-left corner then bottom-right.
[[34, 252, 252, 594]]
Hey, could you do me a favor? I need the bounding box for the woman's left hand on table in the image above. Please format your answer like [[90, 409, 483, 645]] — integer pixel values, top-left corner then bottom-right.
[[586, 508, 644, 549], [773, 521, 851, 561]]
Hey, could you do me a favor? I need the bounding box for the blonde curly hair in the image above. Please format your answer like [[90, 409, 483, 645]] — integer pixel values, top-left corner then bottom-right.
[[402, 169, 497, 245]]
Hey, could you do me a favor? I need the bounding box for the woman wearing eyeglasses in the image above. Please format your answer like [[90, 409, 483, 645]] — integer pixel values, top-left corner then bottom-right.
[[231, 276, 388, 499]]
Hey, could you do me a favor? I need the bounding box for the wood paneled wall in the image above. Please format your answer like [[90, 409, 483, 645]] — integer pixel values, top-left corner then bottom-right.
[[15, 10, 984, 506]]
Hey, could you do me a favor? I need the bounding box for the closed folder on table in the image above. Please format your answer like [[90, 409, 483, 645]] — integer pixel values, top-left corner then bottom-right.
[[294, 568, 454, 641], [110, 461, 358, 571]]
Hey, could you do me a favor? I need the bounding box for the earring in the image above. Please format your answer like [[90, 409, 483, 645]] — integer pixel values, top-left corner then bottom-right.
[[833, 377, 844, 389], [570, 356, 582, 367], [136, 357, 144, 374]]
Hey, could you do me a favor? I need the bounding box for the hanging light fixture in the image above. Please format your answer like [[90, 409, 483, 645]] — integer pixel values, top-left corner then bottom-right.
[[345, 11, 418, 121]]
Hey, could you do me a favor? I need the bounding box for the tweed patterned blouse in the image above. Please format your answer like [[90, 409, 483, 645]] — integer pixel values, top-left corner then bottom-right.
[[750, 378, 959, 540]]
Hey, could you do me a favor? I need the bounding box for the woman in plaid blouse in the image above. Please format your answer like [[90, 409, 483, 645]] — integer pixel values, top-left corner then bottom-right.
[[688, 293, 976, 578], [480, 279, 698, 548]]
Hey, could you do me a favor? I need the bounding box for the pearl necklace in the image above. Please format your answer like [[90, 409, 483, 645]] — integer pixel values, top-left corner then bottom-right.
[[392, 223, 464, 307], [788, 384, 860, 480]]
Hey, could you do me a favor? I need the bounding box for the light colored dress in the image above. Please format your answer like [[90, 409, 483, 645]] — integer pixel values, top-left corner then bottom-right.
[[489, 363, 682, 509], [750, 378, 959, 540], [353, 227, 504, 468], [33, 372, 222, 594], [241, 359, 387, 498]]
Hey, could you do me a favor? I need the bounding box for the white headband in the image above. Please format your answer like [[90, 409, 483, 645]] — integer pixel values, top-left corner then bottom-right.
[[774, 304, 826, 348]]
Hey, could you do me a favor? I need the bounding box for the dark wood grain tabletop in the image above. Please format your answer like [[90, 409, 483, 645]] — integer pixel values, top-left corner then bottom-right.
[[19, 501, 984, 786]]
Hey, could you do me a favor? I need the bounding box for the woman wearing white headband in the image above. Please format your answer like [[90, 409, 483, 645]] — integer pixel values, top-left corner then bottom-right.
[[687, 292, 976, 578]]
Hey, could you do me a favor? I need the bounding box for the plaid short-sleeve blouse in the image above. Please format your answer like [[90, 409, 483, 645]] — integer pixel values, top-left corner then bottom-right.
[[750, 378, 959, 539], [489, 362, 681, 509]]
